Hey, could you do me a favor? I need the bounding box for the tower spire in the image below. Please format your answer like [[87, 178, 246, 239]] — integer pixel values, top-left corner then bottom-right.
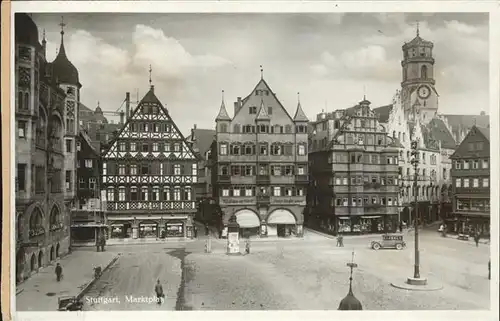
[[297, 92, 300, 104], [260, 65, 263, 79], [347, 251, 357, 294], [416, 20, 420, 37], [149, 64, 153, 87], [59, 16, 66, 38]]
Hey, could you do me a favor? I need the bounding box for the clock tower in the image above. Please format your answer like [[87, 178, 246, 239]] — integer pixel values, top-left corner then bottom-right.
[[400, 25, 439, 125]]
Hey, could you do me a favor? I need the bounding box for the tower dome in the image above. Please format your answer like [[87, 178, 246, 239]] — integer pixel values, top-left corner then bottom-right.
[[51, 18, 81, 87], [15, 13, 41, 48]]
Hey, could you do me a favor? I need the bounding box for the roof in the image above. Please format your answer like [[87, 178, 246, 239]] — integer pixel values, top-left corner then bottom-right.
[[293, 101, 309, 122], [390, 137, 404, 148], [338, 288, 362, 310], [51, 30, 80, 87], [15, 13, 41, 49], [215, 99, 231, 121], [450, 125, 490, 159], [442, 114, 490, 130], [477, 126, 490, 141], [373, 104, 393, 123], [188, 129, 216, 160], [403, 35, 433, 48], [426, 118, 457, 150]]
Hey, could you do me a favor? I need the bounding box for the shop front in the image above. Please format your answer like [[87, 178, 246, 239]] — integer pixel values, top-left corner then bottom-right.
[[139, 221, 158, 238], [234, 209, 260, 238], [165, 220, 185, 237], [337, 215, 396, 234], [266, 209, 297, 237], [110, 223, 131, 238]]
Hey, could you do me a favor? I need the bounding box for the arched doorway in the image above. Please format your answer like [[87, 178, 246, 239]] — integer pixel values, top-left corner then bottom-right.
[[49, 205, 61, 231], [16, 249, 25, 283], [267, 209, 297, 237], [38, 250, 43, 268], [56, 243, 60, 257], [29, 207, 45, 238], [234, 209, 260, 238], [50, 246, 55, 261], [30, 254, 36, 272]]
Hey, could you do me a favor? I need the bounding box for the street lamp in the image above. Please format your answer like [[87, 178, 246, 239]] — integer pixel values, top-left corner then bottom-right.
[[409, 140, 422, 281]]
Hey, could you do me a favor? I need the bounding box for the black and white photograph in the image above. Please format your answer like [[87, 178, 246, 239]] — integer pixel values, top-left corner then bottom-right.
[[9, 1, 498, 320]]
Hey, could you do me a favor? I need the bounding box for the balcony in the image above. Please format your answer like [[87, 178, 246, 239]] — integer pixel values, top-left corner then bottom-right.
[[106, 201, 197, 212], [256, 175, 270, 185], [217, 175, 231, 184], [220, 197, 256, 206], [257, 195, 271, 205], [363, 182, 382, 190], [295, 175, 309, 184], [49, 222, 64, 232], [270, 196, 306, 206]]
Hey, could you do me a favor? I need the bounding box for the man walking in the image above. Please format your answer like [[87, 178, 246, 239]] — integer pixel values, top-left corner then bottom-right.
[[336, 234, 344, 247], [55, 263, 63, 282], [399, 221, 403, 233], [474, 232, 480, 247], [154, 279, 164, 305]]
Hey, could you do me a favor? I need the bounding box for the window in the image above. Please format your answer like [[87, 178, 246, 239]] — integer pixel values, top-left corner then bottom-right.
[[273, 187, 281, 196], [130, 142, 137, 152], [192, 164, 197, 176], [162, 187, 170, 201], [372, 197, 378, 204], [245, 188, 253, 196], [222, 189, 229, 197], [297, 166, 305, 175], [272, 166, 281, 176], [119, 142, 126, 152], [342, 198, 348, 206], [233, 189, 240, 197], [421, 65, 428, 79], [249, 106, 257, 114], [141, 164, 149, 175], [119, 164, 126, 175], [174, 164, 181, 175], [455, 178, 461, 188], [443, 169, 447, 180], [463, 178, 469, 188], [483, 159, 489, 169], [85, 159, 93, 168], [483, 178, 489, 187], [107, 188, 115, 201], [130, 164, 137, 175], [174, 143, 181, 152], [119, 187, 126, 201], [298, 144, 306, 156], [184, 187, 191, 200], [268, 107, 273, 115], [343, 177, 348, 185], [153, 124, 160, 132], [17, 163, 26, 191], [18, 121, 27, 138], [455, 161, 461, 169], [297, 188, 304, 196], [244, 166, 254, 176], [244, 145, 253, 155], [463, 161, 469, 169], [285, 125, 292, 133], [76, 141, 81, 151], [65, 139, 72, 153], [388, 197, 393, 206], [152, 187, 160, 201], [79, 178, 85, 189], [472, 160, 479, 169], [260, 144, 268, 155], [141, 187, 149, 201], [152, 143, 159, 152], [174, 187, 181, 201], [220, 165, 228, 175], [142, 143, 149, 153], [473, 178, 479, 187], [220, 143, 228, 155], [89, 178, 96, 191]]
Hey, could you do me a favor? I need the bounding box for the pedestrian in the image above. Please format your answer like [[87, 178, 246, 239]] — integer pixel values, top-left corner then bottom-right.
[[194, 226, 198, 238], [337, 234, 344, 247], [154, 279, 164, 305], [474, 233, 480, 247], [205, 224, 209, 236], [55, 263, 63, 282], [399, 221, 403, 233], [488, 260, 491, 280]]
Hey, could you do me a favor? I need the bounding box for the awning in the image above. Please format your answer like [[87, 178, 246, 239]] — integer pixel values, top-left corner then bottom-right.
[[338, 217, 351, 220], [267, 209, 296, 225], [361, 216, 382, 219], [166, 222, 184, 226], [235, 209, 260, 228], [71, 224, 107, 228], [139, 223, 157, 227]]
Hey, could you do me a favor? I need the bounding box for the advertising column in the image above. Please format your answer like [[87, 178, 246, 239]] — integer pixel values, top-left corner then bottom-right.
[[226, 215, 240, 255]]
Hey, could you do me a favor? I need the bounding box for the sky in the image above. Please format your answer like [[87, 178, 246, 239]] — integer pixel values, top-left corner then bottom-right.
[[31, 12, 489, 135]]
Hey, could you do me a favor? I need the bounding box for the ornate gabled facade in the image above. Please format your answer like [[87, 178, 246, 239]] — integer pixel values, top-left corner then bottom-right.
[[450, 126, 490, 236], [101, 85, 199, 239], [308, 98, 400, 234], [15, 14, 78, 283], [212, 75, 308, 238]]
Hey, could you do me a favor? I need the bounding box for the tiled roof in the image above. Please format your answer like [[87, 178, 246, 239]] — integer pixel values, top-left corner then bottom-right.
[[373, 104, 393, 123], [476, 126, 490, 141], [390, 137, 404, 148], [215, 100, 231, 121], [293, 101, 309, 122], [442, 114, 489, 130], [426, 118, 457, 149], [188, 129, 216, 160], [256, 99, 270, 120]]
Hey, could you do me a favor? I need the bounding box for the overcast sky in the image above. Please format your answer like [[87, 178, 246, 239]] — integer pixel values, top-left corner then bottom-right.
[[31, 13, 489, 135]]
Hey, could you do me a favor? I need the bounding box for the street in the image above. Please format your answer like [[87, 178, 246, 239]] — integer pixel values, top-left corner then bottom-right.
[[81, 228, 490, 311]]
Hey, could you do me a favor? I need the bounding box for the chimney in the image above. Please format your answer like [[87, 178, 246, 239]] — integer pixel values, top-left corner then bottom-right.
[[125, 92, 131, 119], [237, 97, 242, 108], [234, 102, 239, 115], [151, 85, 155, 93], [119, 111, 125, 125]]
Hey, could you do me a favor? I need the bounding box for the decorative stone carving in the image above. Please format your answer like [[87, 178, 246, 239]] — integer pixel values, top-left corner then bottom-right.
[[18, 67, 31, 87], [18, 46, 32, 62], [66, 101, 75, 117]]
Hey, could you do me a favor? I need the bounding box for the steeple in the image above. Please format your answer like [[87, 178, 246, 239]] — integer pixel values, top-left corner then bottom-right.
[[255, 98, 270, 121], [215, 90, 231, 121], [293, 92, 309, 122], [42, 29, 47, 56], [58, 16, 67, 58], [51, 15, 81, 87], [260, 65, 264, 79]]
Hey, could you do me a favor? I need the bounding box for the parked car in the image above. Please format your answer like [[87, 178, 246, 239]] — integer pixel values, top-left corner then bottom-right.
[[371, 234, 406, 250]]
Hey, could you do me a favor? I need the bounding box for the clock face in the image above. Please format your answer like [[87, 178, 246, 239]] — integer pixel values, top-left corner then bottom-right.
[[417, 85, 431, 99]]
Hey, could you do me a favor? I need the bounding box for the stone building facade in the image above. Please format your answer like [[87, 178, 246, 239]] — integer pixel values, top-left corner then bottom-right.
[[212, 75, 309, 238], [15, 14, 79, 283]]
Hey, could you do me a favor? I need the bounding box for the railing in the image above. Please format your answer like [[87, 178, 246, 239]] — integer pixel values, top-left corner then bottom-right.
[[106, 201, 196, 211], [295, 175, 309, 184], [363, 182, 382, 189]]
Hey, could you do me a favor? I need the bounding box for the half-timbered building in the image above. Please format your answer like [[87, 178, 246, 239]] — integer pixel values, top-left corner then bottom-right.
[[101, 85, 199, 239]]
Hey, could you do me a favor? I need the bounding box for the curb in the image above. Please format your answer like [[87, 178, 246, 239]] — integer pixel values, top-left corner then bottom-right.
[[76, 255, 119, 301], [72, 239, 196, 247]]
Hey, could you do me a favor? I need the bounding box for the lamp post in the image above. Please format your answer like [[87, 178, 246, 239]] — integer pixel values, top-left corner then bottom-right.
[[410, 140, 421, 279]]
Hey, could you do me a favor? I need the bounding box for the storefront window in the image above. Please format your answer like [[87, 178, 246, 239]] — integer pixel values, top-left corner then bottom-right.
[[456, 199, 470, 211], [166, 222, 184, 237], [338, 219, 351, 233], [139, 224, 157, 238]]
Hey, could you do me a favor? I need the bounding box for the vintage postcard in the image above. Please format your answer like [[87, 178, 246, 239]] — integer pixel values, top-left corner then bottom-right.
[[2, 1, 499, 321]]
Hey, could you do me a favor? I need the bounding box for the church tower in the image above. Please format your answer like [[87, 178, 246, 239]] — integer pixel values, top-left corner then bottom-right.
[[400, 24, 439, 125]]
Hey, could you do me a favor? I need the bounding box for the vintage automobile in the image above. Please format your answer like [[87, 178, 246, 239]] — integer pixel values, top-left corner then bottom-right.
[[371, 234, 406, 250], [58, 296, 83, 311]]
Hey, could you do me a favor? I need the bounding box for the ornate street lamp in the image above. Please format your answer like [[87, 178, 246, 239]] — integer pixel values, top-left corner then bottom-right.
[[338, 252, 362, 310]]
